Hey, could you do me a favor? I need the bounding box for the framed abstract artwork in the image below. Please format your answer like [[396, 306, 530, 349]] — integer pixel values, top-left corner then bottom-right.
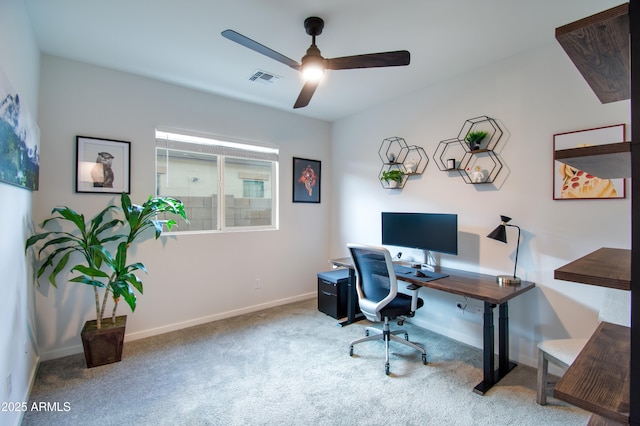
[[0, 67, 40, 191], [76, 136, 131, 194], [553, 124, 626, 200], [293, 157, 321, 203]]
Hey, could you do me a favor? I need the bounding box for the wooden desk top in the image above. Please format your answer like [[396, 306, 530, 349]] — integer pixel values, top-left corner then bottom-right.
[[329, 258, 535, 305], [554, 321, 630, 424]]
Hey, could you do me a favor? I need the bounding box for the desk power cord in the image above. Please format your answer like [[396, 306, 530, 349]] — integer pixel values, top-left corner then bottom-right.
[[456, 297, 468, 312]]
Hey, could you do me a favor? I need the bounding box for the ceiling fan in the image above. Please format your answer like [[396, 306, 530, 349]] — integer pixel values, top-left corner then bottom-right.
[[222, 17, 411, 109]]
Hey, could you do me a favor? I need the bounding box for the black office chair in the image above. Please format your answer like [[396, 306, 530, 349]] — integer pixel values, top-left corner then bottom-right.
[[347, 243, 427, 375]]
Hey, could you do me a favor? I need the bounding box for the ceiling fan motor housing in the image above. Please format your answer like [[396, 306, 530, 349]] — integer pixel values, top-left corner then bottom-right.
[[304, 17, 324, 36], [303, 44, 323, 63]]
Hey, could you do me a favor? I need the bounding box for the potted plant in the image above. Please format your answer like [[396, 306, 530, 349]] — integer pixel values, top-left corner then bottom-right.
[[465, 130, 488, 151], [25, 192, 188, 367], [380, 169, 404, 188]]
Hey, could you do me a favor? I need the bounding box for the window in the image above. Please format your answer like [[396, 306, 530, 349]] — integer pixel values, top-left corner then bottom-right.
[[155, 130, 278, 232], [243, 180, 264, 198]]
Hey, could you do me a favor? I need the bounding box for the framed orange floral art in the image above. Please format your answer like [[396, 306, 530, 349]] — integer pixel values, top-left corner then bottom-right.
[[293, 157, 321, 203], [553, 124, 626, 200]]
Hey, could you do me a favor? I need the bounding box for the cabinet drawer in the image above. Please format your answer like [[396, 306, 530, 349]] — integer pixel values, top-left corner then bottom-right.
[[318, 278, 339, 296]]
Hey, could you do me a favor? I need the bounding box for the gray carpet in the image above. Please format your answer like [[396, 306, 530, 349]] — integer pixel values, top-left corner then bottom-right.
[[23, 299, 589, 425]]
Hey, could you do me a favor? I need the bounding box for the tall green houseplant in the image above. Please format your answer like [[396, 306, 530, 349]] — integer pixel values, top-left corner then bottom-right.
[[25, 192, 188, 329]]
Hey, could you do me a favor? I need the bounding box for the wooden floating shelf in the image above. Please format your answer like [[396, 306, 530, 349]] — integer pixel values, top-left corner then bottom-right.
[[554, 321, 630, 424], [554, 141, 631, 179], [554, 247, 630, 291], [555, 3, 630, 104]]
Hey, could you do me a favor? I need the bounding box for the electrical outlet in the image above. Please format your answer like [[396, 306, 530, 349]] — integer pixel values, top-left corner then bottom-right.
[[254, 278, 261, 289]]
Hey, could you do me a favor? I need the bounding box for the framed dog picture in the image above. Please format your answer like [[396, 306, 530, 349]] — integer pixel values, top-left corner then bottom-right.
[[293, 157, 321, 203], [76, 136, 130, 194]]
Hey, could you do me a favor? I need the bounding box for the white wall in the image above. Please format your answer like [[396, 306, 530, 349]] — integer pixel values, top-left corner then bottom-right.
[[20, 0, 631, 386], [331, 42, 630, 369], [0, 1, 41, 425], [34, 55, 332, 360]]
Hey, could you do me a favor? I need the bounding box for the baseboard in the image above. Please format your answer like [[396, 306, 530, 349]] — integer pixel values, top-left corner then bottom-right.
[[407, 316, 483, 349], [11, 354, 41, 426], [126, 292, 315, 341], [39, 292, 316, 361], [406, 316, 538, 369]]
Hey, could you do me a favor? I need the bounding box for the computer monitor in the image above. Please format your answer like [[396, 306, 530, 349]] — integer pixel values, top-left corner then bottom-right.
[[381, 212, 458, 255]]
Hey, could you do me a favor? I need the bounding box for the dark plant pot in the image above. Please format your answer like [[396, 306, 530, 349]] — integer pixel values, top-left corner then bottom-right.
[[81, 315, 127, 368]]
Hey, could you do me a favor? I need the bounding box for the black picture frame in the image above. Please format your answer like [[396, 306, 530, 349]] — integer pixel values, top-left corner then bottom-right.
[[76, 136, 131, 194], [293, 157, 321, 203]]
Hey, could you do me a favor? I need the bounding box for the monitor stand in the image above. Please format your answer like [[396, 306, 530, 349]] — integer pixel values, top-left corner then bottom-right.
[[421, 250, 437, 272], [422, 264, 436, 272]]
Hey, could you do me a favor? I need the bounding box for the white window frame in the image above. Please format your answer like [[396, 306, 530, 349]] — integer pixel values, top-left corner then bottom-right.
[[155, 130, 279, 233]]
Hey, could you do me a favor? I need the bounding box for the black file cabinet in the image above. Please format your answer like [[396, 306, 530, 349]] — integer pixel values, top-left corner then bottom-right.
[[317, 269, 352, 319]]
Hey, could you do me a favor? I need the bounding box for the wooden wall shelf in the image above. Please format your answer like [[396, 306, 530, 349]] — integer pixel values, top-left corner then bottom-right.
[[555, 3, 630, 104], [554, 321, 630, 424], [554, 247, 631, 291], [553, 3, 637, 422], [554, 141, 631, 179]]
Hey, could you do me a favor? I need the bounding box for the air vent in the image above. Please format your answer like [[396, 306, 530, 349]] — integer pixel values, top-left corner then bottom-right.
[[248, 70, 282, 85]]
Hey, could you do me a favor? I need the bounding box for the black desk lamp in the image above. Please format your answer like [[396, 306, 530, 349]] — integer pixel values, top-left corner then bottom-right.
[[487, 215, 521, 285]]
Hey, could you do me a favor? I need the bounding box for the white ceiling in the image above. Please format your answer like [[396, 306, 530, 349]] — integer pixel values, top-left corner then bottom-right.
[[24, 0, 623, 122]]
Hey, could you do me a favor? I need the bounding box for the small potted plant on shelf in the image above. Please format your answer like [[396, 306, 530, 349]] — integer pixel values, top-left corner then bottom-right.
[[465, 130, 488, 151], [381, 169, 405, 188], [25, 192, 188, 368]]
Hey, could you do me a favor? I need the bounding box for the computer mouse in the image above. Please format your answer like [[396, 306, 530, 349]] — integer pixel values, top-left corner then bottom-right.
[[414, 270, 426, 278]]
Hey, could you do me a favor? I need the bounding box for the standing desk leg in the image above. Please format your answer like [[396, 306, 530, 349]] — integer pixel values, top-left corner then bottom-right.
[[498, 302, 517, 377], [337, 268, 364, 327], [474, 302, 517, 395], [474, 301, 496, 395]]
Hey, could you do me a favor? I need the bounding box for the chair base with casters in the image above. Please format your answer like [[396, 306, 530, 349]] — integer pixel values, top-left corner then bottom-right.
[[349, 315, 427, 375]]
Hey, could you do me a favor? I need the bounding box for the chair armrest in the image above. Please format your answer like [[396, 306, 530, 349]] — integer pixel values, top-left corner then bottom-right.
[[405, 284, 421, 312]]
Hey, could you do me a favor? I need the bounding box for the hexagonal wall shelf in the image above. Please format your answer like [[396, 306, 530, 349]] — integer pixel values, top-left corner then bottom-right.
[[379, 164, 408, 189], [404, 145, 428, 175], [434, 138, 466, 171], [379, 137, 409, 165], [433, 116, 507, 185], [458, 116, 503, 152], [458, 150, 503, 184], [378, 137, 428, 189]]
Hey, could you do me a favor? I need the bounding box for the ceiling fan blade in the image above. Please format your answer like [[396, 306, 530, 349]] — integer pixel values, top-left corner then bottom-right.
[[293, 81, 320, 109], [326, 50, 410, 70], [222, 29, 301, 70]]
